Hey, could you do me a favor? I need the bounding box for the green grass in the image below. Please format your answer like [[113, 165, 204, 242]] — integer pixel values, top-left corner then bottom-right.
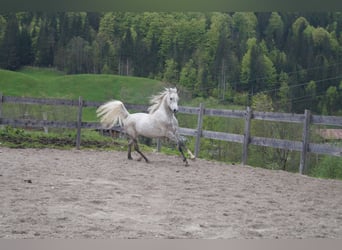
[[0, 67, 165, 103], [19, 66, 65, 81], [310, 155, 342, 180], [0, 67, 166, 121], [0, 125, 126, 150]]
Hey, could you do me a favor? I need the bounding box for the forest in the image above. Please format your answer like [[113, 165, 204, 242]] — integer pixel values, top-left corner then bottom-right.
[[0, 12, 342, 115]]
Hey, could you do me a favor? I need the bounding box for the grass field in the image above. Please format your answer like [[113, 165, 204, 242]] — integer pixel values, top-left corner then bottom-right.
[[0, 67, 165, 104], [0, 67, 167, 121]]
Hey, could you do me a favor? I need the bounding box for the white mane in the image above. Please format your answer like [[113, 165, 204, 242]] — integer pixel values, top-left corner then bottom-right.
[[147, 88, 177, 114]]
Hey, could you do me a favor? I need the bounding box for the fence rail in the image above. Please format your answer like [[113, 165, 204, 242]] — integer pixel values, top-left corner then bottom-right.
[[1, 93, 341, 174]]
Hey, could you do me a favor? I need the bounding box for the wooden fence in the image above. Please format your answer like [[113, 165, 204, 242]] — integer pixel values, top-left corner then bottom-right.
[[0, 93, 341, 174]]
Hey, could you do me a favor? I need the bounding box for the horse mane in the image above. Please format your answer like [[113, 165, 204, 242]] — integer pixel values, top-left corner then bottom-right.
[[147, 88, 176, 114]]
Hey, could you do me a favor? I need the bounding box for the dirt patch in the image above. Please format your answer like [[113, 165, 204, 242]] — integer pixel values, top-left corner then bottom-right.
[[1, 147, 342, 239]]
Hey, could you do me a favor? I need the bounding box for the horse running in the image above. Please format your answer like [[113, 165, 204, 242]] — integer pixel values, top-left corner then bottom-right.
[[96, 88, 194, 166]]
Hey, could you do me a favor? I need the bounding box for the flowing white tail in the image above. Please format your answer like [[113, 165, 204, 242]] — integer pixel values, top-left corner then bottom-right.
[[96, 100, 129, 128]]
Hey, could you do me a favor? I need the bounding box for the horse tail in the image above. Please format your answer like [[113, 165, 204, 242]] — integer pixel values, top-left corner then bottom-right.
[[96, 100, 129, 129]]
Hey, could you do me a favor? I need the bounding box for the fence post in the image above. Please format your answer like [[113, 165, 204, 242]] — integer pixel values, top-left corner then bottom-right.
[[194, 103, 205, 158], [299, 109, 311, 174], [242, 106, 252, 165], [0, 92, 3, 123], [42, 112, 48, 134], [76, 96, 83, 150], [156, 138, 161, 152]]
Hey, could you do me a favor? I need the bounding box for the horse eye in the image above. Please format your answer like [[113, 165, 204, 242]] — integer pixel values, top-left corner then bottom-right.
[[170, 98, 173, 101]]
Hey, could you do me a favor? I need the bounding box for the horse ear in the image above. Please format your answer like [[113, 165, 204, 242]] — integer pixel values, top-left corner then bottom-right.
[[171, 87, 178, 94]]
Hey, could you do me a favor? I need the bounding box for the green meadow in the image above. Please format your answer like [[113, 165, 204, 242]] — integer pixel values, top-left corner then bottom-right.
[[0, 67, 165, 121], [0, 67, 164, 103]]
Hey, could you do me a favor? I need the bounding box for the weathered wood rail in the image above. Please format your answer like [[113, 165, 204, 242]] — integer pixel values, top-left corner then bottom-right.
[[1, 93, 341, 174]]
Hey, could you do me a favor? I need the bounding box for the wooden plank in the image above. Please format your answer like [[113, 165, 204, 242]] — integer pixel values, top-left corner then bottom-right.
[[202, 130, 244, 143], [242, 107, 252, 165], [204, 108, 245, 118], [1, 118, 77, 129], [179, 106, 200, 115], [309, 143, 342, 157], [194, 103, 204, 158], [253, 111, 304, 123], [179, 127, 197, 137], [80, 122, 101, 129], [76, 96, 83, 149], [83, 100, 103, 108], [1, 119, 118, 131], [311, 114, 342, 127], [300, 109, 311, 174], [3, 96, 79, 106], [250, 136, 302, 151]]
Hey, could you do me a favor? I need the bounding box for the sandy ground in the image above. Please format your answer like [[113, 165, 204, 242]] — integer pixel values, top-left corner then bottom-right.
[[1, 147, 342, 239]]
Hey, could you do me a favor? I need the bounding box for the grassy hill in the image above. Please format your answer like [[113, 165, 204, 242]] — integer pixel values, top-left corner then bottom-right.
[[0, 67, 167, 122], [0, 67, 165, 104]]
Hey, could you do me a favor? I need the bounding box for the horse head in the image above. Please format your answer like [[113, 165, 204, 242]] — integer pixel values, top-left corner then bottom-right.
[[148, 87, 179, 114], [166, 88, 179, 113]]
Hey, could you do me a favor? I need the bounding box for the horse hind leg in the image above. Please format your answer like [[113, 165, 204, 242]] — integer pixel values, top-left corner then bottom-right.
[[133, 139, 149, 163], [127, 138, 134, 160]]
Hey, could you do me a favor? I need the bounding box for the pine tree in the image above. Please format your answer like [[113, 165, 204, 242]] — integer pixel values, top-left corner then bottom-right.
[[35, 20, 53, 66], [19, 28, 34, 66], [0, 14, 20, 70]]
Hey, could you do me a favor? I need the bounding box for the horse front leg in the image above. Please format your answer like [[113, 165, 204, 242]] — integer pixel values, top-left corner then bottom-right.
[[166, 131, 189, 166], [178, 142, 189, 167], [180, 140, 195, 160], [187, 148, 196, 160]]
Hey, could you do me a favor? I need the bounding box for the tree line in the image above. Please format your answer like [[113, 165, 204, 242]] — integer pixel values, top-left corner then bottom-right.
[[0, 12, 341, 114]]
